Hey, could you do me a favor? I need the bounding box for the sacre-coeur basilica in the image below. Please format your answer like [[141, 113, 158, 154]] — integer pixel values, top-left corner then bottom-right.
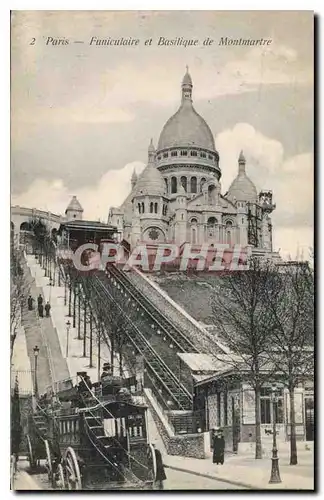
[[108, 68, 278, 259]]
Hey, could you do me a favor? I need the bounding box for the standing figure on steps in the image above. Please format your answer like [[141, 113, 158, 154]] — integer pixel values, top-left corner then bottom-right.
[[38, 303, 44, 318], [45, 301, 51, 317], [37, 294, 43, 308], [27, 295, 34, 310]]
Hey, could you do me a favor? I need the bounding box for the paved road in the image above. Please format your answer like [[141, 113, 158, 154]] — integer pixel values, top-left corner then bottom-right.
[[164, 467, 246, 490], [14, 460, 245, 491]]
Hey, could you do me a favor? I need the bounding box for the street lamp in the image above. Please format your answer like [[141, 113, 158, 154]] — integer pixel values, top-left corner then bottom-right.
[[33, 345, 40, 399], [66, 320, 71, 358], [269, 384, 282, 484]]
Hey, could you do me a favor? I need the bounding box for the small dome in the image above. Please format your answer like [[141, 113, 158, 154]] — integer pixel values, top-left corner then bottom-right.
[[227, 174, 257, 203], [65, 195, 83, 213], [134, 163, 166, 197]]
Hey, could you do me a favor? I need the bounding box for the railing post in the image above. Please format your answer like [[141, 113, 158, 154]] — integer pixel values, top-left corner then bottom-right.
[[89, 313, 93, 368], [68, 278, 72, 316], [73, 281, 76, 328], [77, 287, 81, 340], [83, 301, 87, 357]]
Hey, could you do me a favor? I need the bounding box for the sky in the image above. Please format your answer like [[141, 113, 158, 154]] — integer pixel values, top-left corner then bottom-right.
[[11, 10, 314, 259]]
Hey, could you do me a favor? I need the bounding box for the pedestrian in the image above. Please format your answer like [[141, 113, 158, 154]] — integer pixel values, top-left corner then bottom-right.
[[212, 428, 225, 465], [37, 294, 43, 307], [27, 295, 34, 311], [38, 303, 44, 318], [152, 444, 167, 490], [45, 301, 51, 317]]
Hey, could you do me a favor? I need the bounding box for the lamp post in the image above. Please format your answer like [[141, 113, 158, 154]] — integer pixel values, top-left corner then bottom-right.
[[33, 345, 40, 399], [66, 320, 71, 358], [269, 384, 282, 484]]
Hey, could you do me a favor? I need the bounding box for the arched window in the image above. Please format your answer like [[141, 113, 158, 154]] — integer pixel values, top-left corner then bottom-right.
[[190, 151, 197, 157], [171, 150, 178, 157], [226, 231, 231, 245], [200, 178, 206, 191], [164, 178, 168, 192], [154, 203, 158, 214], [191, 227, 197, 244], [150, 202, 154, 213], [191, 177, 197, 193], [141, 202, 145, 213], [180, 176, 187, 192], [20, 222, 32, 231], [207, 217, 217, 238], [138, 203, 141, 214], [171, 177, 177, 194]]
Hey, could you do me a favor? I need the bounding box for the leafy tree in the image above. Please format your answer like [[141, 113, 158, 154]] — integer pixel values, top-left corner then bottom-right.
[[210, 257, 279, 459], [265, 261, 314, 465]]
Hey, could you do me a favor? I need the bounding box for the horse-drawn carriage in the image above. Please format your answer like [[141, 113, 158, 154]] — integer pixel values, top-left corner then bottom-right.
[[26, 372, 157, 490]]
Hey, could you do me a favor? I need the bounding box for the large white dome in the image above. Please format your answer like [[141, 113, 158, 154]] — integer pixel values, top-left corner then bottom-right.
[[157, 69, 216, 152], [157, 102, 216, 151]]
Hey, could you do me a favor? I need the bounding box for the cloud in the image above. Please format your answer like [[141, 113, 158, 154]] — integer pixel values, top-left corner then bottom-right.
[[215, 123, 313, 257], [11, 161, 146, 222]]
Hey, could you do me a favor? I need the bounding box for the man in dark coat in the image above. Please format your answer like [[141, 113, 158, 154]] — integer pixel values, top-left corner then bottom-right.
[[212, 429, 225, 465], [38, 303, 44, 318], [45, 301, 51, 317], [27, 295, 34, 310], [153, 444, 167, 490], [37, 294, 43, 307]]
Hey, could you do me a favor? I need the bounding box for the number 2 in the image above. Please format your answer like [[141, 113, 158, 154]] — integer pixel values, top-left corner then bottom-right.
[[30, 38, 36, 45]]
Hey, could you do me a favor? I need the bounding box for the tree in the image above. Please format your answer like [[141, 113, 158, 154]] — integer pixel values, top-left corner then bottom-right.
[[10, 247, 30, 360], [11, 376, 22, 457], [265, 261, 314, 465], [210, 257, 279, 459], [87, 274, 132, 377]]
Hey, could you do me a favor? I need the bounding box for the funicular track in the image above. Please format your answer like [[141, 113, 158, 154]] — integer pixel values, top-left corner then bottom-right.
[[90, 274, 192, 411], [105, 265, 199, 355]]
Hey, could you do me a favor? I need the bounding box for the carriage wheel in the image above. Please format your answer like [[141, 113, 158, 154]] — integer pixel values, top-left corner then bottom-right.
[[55, 464, 66, 490], [44, 440, 54, 486], [27, 435, 36, 471], [65, 447, 82, 490], [147, 443, 157, 482]]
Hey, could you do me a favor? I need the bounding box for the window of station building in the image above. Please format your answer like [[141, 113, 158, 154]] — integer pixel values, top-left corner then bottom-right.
[[200, 152, 206, 158], [190, 151, 197, 157], [260, 387, 284, 424], [180, 150, 188, 156], [163, 152, 168, 158], [171, 151, 178, 157]]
